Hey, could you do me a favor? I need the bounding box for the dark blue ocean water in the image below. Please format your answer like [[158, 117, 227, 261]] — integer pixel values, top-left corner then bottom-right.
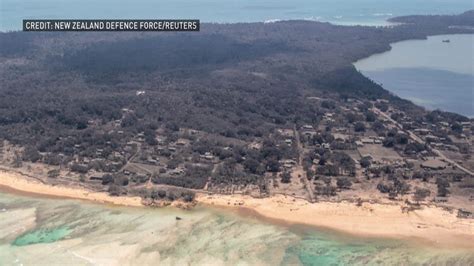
[[1, 0, 473, 31], [355, 34, 473, 117], [362, 68, 473, 117]]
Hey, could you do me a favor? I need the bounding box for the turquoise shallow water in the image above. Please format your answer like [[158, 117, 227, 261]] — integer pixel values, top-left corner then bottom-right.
[[0, 191, 473, 265], [355, 34, 474, 117], [1, 0, 473, 31], [13, 226, 71, 246]]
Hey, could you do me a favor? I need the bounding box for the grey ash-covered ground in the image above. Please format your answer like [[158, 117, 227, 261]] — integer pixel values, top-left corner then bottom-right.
[[0, 11, 473, 212]]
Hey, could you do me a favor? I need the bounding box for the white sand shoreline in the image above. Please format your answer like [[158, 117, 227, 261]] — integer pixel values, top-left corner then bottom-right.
[[0, 169, 143, 207], [197, 194, 474, 249]]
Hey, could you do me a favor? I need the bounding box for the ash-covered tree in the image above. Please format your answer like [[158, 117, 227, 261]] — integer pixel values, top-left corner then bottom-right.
[[47, 169, 60, 178], [413, 187, 431, 203], [354, 122, 366, 132], [22, 146, 41, 162], [336, 177, 352, 189], [101, 174, 114, 185], [281, 171, 291, 183], [360, 157, 371, 168], [436, 177, 450, 197]]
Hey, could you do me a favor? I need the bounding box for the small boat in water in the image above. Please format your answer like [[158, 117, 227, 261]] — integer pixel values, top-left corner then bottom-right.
[[442, 39, 450, 43]]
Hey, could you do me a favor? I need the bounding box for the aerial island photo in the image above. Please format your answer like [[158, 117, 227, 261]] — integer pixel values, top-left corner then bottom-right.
[[0, 0, 473, 265]]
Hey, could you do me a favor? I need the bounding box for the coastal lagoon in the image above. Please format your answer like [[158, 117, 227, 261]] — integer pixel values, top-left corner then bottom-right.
[[355, 34, 474, 117], [1, 0, 473, 31], [0, 191, 473, 265]]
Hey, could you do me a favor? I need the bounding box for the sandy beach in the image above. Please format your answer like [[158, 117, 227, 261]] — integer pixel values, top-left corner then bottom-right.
[[0, 170, 143, 207], [198, 194, 474, 249], [1, 169, 473, 249]]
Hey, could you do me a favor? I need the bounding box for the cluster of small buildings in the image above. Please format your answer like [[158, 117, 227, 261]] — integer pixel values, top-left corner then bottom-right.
[[355, 136, 384, 147]]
